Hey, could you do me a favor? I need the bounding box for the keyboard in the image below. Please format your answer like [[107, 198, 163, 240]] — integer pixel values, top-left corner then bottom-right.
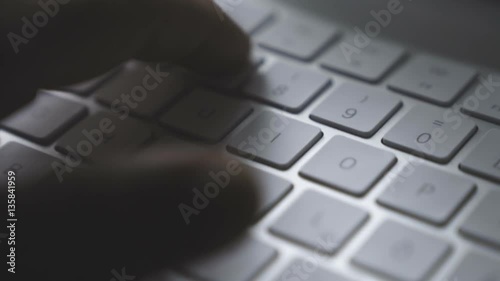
[[1, 1, 500, 281]]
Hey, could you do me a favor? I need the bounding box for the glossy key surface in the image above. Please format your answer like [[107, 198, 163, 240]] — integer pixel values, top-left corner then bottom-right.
[[300, 136, 396, 196], [388, 55, 476, 106], [227, 111, 322, 169]]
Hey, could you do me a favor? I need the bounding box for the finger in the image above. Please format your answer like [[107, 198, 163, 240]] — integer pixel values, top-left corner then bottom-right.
[[14, 145, 258, 281], [0, 0, 249, 90]]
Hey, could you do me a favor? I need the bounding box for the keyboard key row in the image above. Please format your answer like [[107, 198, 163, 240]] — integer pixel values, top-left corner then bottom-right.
[[253, 14, 481, 109], [270, 192, 499, 281]]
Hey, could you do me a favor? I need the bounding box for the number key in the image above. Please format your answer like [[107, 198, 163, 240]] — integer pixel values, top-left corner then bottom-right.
[[310, 83, 401, 137], [383, 105, 477, 163]]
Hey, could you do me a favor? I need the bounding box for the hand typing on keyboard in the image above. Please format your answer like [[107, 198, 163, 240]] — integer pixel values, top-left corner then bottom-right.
[[0, 1, 258, 280]]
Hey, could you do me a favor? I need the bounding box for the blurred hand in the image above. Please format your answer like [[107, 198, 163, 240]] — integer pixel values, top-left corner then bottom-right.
[[0, 0, 256, 280]]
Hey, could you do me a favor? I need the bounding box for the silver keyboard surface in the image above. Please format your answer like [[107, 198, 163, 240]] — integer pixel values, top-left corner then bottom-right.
[[1, 1, 500, 280]]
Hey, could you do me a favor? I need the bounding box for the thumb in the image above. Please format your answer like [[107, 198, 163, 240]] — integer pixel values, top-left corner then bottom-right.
[[12, 145, 258, 281]]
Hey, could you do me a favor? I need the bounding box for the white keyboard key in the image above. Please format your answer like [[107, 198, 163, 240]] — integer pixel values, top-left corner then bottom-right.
[[1, 93, 87, 144], [0, 142, 62, 186], [383, 105, 477, 163], [277, 259, 355, 281], [227, 111, 322, 169], [300, 136, 396, 196], [182, 237, 276, 281], [321, 38, 405, 82], [215, 1, 273, 33], [258, 17, 339, 61], [310, 83, 402, 137], [378, 164, 476, 225], [55, 112, 152, 163], [270, 191, 368, 254], [95, 62, 186, 118], [448, 252, 500, 281], [460, 191, 500, 248], [388, 55, 477, 106], [244, 62, 331, 112], [353, 220, 451, 281], [460, 129, 500, 182], [461, 73, 500, 125], [160, 89, 253, 143]]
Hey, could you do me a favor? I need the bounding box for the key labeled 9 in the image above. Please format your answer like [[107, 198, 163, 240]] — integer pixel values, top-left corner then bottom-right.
[[342, 108, 358, 119]]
